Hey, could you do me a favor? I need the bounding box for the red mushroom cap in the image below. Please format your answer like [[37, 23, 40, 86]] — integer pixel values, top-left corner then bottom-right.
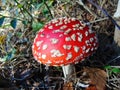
[[32, 17, 98, 66]]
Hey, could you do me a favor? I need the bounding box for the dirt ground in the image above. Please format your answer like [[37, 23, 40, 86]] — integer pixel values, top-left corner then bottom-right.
[[0, 0, 120, 90]]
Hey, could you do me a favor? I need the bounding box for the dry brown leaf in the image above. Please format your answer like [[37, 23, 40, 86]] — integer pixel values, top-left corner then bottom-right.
[[63, 82, 74, 90], [81, 67, 107, 90]]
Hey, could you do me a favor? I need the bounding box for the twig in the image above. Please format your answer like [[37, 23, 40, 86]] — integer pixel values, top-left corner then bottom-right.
[[76, 0, 97, 17], [110, 82, 120, 88], [43, 1, 54, 19], [88, 17, 108, 24], [87, 0, 120, 30], [110, 66, 120, 68], [109, 78, 120, 81], [106, 55, 120, 65]]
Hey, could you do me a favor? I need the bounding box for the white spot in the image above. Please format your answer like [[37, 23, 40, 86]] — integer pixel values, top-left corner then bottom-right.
[[65, 37, 71, 41], [60, 60, 64, 63], [80, 21, 86, 27], [42, 44, 48, 50], [72, 25, 76, 28], [34, 50, 37, 54], [48, 26, 53, 29], [86, 48, 90, 53], [75, 61, 79, 64], [93, 43, 96, 46], [65, 18, 71, 23], [51, 38, 59, 44], [36, 41, 43, 46], [51, 19, 58, 24], [82, 46, 86, 51], [85, 40, 90, 46], [64, 17, 69, 24], [73, 28, 77, 31], [38, 53, 41, 56], [64, 28, 72, 35], [58, 21, 63, 26], [66, 52, 72, 60], [75, 54, 84, 61], [71, 18, 77, 21], [71, 34, 76, 41], [34, 56, 38, 60], [38, 47, 41, 50], [63, 45, 72, 50], [32, 45, 34, 49], [42, 54, 46, 59], [40, 34, 44, 37], [55, 61, 61, 64], [88, 29, 93, 33], [95, 46, 98, 50], [90, 38, 94, 42], [55, 23, 59, 26], [77, 33, 80, 35], [94, 36, 97, 40], [46, 35, 50, 38], [59, 34, 63, 37], [85, 31, 88, 36], [53, 29, 63, 33], [79, 26, 84, 30], [64, 21, 68, 24], [72, 24, 80, 28], [47, 60, 52, 64], [91, 47, 94, 51], [40, 29, 44, 32], [60, 25, 67, 30], [78, 36, 83, 42], [50, 49, 64, 57], [74, 46, 80, 53], [74, 55, 82, 61]]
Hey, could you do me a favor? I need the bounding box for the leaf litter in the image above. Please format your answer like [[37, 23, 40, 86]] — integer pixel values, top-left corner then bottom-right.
[[0, 0, 120, 90]]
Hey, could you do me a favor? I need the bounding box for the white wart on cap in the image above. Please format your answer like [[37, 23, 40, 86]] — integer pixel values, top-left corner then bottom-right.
[[32, 17, 98, 66]]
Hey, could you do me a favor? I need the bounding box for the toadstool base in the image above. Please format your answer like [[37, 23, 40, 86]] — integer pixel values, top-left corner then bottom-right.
[[62, 64, 76, 81]]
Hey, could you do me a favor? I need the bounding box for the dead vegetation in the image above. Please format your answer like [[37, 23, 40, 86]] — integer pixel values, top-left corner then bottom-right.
[[0, 0, 120, 90]]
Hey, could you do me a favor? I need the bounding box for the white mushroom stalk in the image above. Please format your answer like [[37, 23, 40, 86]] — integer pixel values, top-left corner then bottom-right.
[[114, 0, 120, 47], [62, 64, 76, 79]]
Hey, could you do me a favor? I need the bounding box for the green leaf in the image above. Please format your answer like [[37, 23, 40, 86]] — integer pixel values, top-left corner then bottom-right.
[[10, 18, 17, 29], [47, 0, 54, 7], [22, 20, 28, 25], [0, 16, 5, 27], [104, 66, 112, 69], [36, 3, 44, 10], [111, 68, 120, 74], [32, 22, 44, 32], [104, 65, 120, 74], [43, 8, 49, 15], [17, 4, 23, 8]]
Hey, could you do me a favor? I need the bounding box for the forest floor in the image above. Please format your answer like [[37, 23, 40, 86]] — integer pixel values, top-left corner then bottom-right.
[[0, 0, 120, 90]]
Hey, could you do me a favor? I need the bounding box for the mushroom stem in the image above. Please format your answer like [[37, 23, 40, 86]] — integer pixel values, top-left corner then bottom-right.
[[114, 0, 120, 53], [62, 64, 76, 80]]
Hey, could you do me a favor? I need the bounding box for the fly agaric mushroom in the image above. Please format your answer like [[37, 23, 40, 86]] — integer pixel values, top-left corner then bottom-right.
[[32, 17, 98, 79]]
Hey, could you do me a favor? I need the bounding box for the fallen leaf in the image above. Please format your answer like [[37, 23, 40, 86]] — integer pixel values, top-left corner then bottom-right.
[[80, 67, 107, 90]]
